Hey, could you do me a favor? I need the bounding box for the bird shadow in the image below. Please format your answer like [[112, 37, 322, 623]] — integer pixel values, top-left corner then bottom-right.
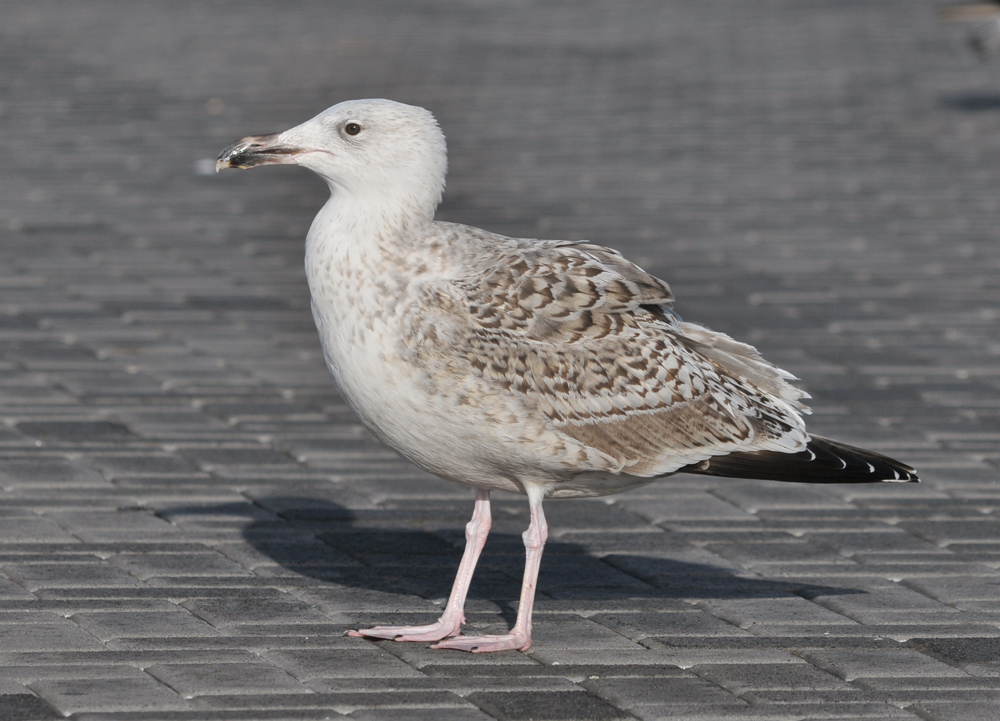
[[941, 93, 1000, 112], [157, 494, 866, 624]]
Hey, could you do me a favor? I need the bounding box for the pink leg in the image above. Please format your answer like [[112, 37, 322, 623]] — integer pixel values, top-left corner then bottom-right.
[[433, 485, 548, 653], [349, 489, 492, 642]]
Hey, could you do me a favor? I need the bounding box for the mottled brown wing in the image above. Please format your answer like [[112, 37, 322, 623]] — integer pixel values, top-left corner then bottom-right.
[[455, 240, 674, 343], [454, 239, 810, 476]]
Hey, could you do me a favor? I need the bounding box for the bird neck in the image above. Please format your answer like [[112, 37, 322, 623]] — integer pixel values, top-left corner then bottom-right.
[[305, 187, 434, 269]]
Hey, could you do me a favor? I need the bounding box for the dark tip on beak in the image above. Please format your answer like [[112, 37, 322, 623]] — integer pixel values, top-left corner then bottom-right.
[[216, 133, 303, 172]]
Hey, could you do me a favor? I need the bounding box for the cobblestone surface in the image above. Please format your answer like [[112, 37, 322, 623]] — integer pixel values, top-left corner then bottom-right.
[[1, 1, 1000, 718]]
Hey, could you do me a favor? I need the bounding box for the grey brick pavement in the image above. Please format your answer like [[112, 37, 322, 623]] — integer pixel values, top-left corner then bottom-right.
[[1, 0, 999, 718]]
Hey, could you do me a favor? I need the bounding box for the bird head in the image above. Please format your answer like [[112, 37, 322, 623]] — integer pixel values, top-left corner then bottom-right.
[[217, 99, 448, 224]]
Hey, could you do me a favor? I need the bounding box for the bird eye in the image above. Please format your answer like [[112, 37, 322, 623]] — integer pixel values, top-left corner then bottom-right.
[[344, 122, 362, 136]]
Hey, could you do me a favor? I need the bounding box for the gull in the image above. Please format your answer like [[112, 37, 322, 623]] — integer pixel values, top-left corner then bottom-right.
[[217, 99, 918, 653]]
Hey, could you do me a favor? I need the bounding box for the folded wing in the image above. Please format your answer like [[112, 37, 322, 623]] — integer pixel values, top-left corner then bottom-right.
[[453, 238, 814, 477]]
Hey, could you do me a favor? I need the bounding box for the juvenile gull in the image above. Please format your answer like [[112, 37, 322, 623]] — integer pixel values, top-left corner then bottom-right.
[[217, 99, 917, 653]]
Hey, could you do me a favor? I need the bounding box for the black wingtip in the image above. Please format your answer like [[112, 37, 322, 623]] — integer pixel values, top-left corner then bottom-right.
[[683, 435, 919, 484]]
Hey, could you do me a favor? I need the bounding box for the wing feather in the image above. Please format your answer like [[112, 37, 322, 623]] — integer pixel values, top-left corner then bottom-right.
[[450, 235, 810, 476]]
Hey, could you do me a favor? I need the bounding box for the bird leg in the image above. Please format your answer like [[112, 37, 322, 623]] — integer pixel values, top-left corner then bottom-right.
[[349, 489, 492, 642], [433, 486, 548, 653]]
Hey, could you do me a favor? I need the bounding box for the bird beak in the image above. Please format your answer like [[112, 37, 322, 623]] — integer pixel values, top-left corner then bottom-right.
[[215, 133, 305, 172]]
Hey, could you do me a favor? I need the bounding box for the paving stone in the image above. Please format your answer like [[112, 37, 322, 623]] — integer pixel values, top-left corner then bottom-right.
[[0, 621, 106, 652], [704, 541, 857, 567], [349, 710, 494, 721], [15, 422, 139, 444], [593, 611, 752, 640], [0, 611, 81, 626], [806, 586, 959, 617], [0, 578, 37, 600], [71, 611, 223, 639], [87, 454, 201, 477], [638, 640, 821, 668], [423, 664, 684, 681], [317, 675, 582, 694], [0, 649, 260, 667], [0, 679, 33, 695], [109, 552, 251, 580], [862, 689, 1000, 705], [0, 664, 178, 683], [690, 662, 851, 694], [598, 547, 745, 579], [910, 703, 1000, 721], [626, 708, 784, 721], [818, 612, 993, 629], [709, 484, 853, 513], [223, 622, 350, 638], [907, 637, 1000, 676], [801, 530, 944, 555], [109, 636, 355, 652], [264, 648, 424, 679], [521, 615, 645, 651], [182, 597, 335, 627], [0, 459, 110, 488], [852, 677, 1000, 692], [145, 662, 311, 697], [0, 694, 63, 721], [0, 518, 79, 543], [179, 448, 300, 469], [191, 689, 470, 711], [41, 511, 182, 542], [529, 648, 685, 667], [616, 495, 756, 524], [902, 576, 1000, 604], [732, 689, 887, 706], [2, 563, 143, 590], [709, 702, 920, 719], [696, 597, 863, 630], [28, 676, 187, 714], [298, 586, 451, 615], [583, 675, 746, 709], [798, 648, 970, 681], [467, 690, 631, 721], [901, 520, 1000, 545]]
